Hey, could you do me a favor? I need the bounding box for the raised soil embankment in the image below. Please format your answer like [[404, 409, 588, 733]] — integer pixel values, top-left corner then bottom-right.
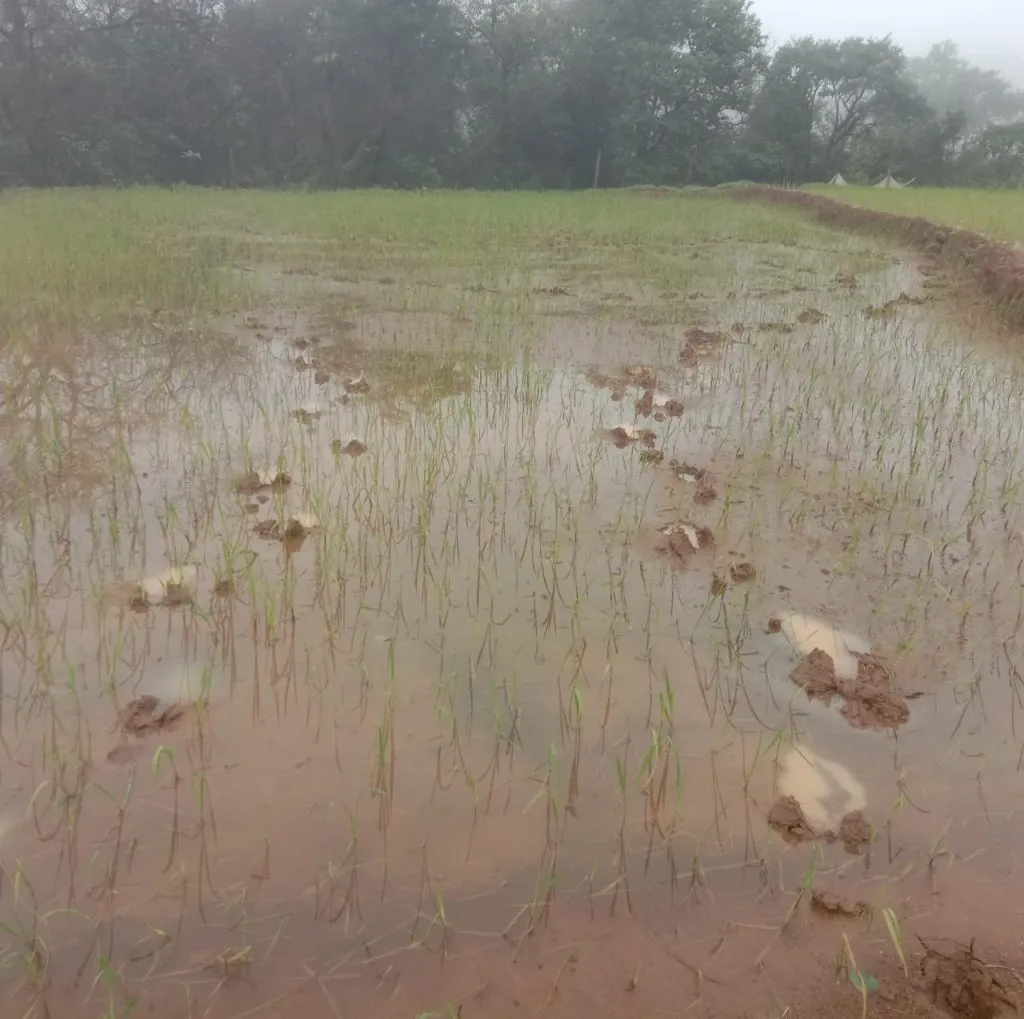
[[730, 187, 1024, 328]]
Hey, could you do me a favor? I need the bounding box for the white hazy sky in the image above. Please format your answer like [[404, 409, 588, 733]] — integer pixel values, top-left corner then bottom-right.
[[750, 0, 1024, 84]]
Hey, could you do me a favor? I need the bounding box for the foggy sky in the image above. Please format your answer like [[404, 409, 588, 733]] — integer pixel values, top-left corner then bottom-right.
[[751, 0, 1024, 85]]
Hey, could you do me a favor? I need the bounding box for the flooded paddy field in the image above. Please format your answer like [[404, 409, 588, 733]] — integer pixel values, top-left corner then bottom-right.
[[1, 189, 1022, 1018]]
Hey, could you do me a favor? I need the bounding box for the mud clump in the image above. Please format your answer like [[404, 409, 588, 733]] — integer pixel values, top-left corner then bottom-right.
[[117, 696, 185, 736], [670, 460, 710, 484], [916, 937, 1016, 1019], [768, 795, 873, 856], [768, 796, 816, 844], [834, 811, 872, 855], [344, 373, 371, 394], [789, 649, 909, 730], [657, 523, 714, 564], [840, 654, 910, 730], [607, 425, 656, 448], [625, 363, 657, 387], [790, 648, 842, 699], [797, 307, 827, 325], [332, 438, 367, 456], [253, 519, 283, 540], [253, 513, 319, 542], [729, 561, 756, 583], [636, 389, 654, 416], [234, 470, 291, 495], [680, 327, 727, 364], [693, 480, 718, 504], [810, 887, 869, 918]]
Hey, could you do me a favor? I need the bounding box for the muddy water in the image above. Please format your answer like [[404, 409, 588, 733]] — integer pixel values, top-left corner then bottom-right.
[[2, 224, 1023, 1018]]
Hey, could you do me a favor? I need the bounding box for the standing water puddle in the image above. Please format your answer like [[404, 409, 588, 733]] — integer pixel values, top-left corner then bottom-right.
[[2, 214, 1023, 1018]]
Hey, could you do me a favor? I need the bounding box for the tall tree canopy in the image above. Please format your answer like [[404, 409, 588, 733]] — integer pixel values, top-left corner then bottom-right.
[[1, 0, 1022, 188]]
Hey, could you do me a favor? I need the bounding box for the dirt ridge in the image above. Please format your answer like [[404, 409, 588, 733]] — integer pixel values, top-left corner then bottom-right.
[[728, 186, 1024, 327]]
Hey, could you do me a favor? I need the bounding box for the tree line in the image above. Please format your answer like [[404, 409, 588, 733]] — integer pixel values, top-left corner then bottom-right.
[[1, 0, 1022, 189]]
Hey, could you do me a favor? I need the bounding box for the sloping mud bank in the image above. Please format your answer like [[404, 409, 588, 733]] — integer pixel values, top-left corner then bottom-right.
[[730, 186, 1024, 327]]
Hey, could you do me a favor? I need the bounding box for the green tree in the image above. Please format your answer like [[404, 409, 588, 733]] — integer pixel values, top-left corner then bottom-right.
[[748, 36, 926, 182], [908, 41, 1024, 138]]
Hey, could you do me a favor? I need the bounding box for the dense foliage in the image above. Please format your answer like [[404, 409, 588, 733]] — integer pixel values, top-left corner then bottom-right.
[[1, 0, 1021, 188]]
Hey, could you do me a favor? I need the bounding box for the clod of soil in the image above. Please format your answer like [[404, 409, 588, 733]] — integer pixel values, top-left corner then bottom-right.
[[284, 512, 319, 539], [834, 811, 873, 855], [694, 480, 718, 504], [129, 566, 198, 610], [117, 695, 185, 736], [657, 523, 715, 565], [636, 389, 654, 416], [255, 512, 319, 542], [212, 577, 235, 597], [684, 326, 726, 345], [767, 796, 816, 843], [625, 364, 656, 387], [840, 654, 910, 730], [778, 611, 869, 680], [234, 469, 292, 494], [789, 649, 910, 730], [344, 373, 370, 393], [729, 561, 756, 583], [291, 404, 323, 424], [797, 308, 827, 324], [680, 326, 727, 364], [672, 461, 710, 484], [769, 796, 873, 855], [916, 937, 1016, 1019], [607, 425, 656, 448], [790, 648, 842, 699], [332, 437, 367, 456], [252, 519, 283, 540], [810, 887, 869, 918], [314, 368, 331, 385]]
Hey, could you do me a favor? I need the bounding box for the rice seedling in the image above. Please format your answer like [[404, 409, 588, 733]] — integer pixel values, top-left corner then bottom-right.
[[0, 187, 1021, 1018]]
